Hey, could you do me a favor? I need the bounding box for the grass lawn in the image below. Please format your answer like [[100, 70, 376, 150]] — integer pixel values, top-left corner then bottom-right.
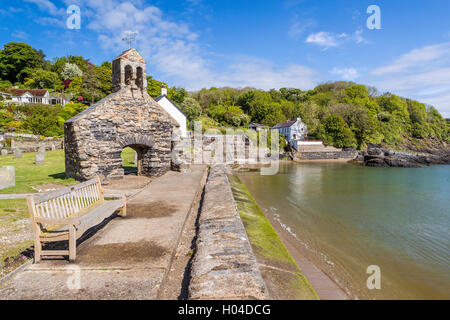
[[0, 149, 77, 194], [0, 147, 136, 277], [0, 148, 137, 194], [121, 147, 136, 173]]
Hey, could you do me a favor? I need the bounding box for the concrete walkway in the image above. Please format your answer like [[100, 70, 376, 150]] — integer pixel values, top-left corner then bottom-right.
[[0, 193, 40, 199], [0, 165, 206, 299]]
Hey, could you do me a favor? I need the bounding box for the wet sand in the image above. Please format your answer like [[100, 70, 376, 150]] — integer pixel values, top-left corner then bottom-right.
[[263, 209, 350, 300]]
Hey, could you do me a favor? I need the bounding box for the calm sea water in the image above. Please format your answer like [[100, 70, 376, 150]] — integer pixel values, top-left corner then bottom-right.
[[238, 162, 450, 299]]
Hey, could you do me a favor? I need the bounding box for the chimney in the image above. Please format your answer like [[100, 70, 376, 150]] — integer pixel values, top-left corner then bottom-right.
[[161, 85, 168, 96]]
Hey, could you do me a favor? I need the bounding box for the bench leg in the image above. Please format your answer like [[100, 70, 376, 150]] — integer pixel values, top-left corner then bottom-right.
[[34, 238, 42, 263], [120, 196, 127, 217], [69, 224, 76, 262]]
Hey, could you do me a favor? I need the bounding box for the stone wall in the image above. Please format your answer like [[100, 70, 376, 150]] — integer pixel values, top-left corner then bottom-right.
[[294, 144, 357, 160], [188, 165, 268, 300], [64, 48, 180, 181], [64, 86, 178, 181], [295, 150, 357, 160], [0, 133, 63, 154]]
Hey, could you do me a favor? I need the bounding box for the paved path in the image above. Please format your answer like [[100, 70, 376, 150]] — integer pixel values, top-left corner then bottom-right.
[[0, 165, 206, 299], [0, 193, 40, 199]]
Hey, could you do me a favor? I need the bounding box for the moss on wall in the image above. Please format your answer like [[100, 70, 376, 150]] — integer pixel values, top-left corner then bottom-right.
[[228, 174, 319, 300]]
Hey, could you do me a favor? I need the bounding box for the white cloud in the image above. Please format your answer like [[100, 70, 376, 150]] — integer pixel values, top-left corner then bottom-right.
[[213, 58, 319, 90], [24, 0, 62, 16], [305, 29, 366, 48], [23, 0, 320, 91], [306, 31, 343, 47], [11, 30, 28, 39], [368, 42, 450, 117], [331, 67, 359, 81], [288, 17, 316, 38], [372, 43, 450, 76], [36, 16, 65, 27], [354, 29, 367, 44], [66, 0, 320, 91]]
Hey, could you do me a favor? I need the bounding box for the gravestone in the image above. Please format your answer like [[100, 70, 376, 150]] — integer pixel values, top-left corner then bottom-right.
[[0, 166, 15, 190], [1, 149, 8, 156], [51, 144, 56, 151], [13, 148, 22, 158], [35, 146, 45, 165]]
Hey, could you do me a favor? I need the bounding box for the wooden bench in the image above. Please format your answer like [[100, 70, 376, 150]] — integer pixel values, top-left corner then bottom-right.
[[26, 177, 126, 263]]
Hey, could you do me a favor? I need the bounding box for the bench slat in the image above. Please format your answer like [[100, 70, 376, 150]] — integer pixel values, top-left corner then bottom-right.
[[34, 178, 98, 204]]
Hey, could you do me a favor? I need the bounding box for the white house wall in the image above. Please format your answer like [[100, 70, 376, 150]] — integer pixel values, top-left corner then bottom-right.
[[157, 97, 187, 137], [290, 120, 307, 141]]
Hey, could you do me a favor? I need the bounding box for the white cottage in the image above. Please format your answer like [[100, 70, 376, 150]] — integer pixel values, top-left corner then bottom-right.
[[8, 89, 69, 106], [155, 87, 188, 138], [272, 117, 308, 150]]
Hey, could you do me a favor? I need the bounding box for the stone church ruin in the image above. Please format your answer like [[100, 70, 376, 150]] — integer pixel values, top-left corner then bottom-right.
[[64, 49, 180, 181]]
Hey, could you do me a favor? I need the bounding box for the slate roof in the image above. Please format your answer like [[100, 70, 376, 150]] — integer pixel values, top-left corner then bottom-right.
[[8, 89, 48, 97], [249, 123, 267, 128], [272, 120, 296, 129]]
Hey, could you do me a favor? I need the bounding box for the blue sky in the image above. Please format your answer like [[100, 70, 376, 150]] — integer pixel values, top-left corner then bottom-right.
[[1, 0, 450, 116]]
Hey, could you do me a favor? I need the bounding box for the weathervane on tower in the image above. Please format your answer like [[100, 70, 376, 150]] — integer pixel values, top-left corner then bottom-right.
[[122, 30, 139, 48]]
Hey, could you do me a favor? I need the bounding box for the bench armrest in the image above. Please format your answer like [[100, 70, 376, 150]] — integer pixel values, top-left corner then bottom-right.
[[103, 193, 125, 200], [34, 217, 81, 225]]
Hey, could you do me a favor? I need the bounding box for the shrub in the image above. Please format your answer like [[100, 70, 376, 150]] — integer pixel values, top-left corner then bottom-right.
[[318, 114, 356, 148]]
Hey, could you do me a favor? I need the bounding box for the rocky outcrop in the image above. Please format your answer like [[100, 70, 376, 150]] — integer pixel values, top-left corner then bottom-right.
[[357, 144, 450, 167], [188, 165, 268, 300]]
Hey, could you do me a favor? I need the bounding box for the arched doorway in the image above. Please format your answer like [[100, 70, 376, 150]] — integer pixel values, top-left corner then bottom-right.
[[121, 147, 137, 175], [120, 144, 150, 176], [116, 134, 156, 178]]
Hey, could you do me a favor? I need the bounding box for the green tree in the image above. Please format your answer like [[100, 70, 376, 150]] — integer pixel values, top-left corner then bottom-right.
[[81, 64, 100, 104], [407, 100, 427, 124], [146, 76, 167, 97], [318, 114, 356, 148], [180, 96, 201, 120], [95, 64, 112, 96], [329, 103, 369, 148], [223, 105, 248, 127], [262, 104, 286, 127], [24, 68, 60, 89], [21, 105, 62, 136], [0, 80, 11, 89], [0, 42, 44, 82], [168, 86, 187, 105]]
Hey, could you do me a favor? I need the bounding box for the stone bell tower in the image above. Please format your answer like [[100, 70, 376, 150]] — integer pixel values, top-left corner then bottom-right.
[[112, 48, 147, 93]]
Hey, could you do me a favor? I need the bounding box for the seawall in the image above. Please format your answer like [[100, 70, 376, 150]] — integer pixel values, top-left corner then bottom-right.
[[188, 165, 269, 299]]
